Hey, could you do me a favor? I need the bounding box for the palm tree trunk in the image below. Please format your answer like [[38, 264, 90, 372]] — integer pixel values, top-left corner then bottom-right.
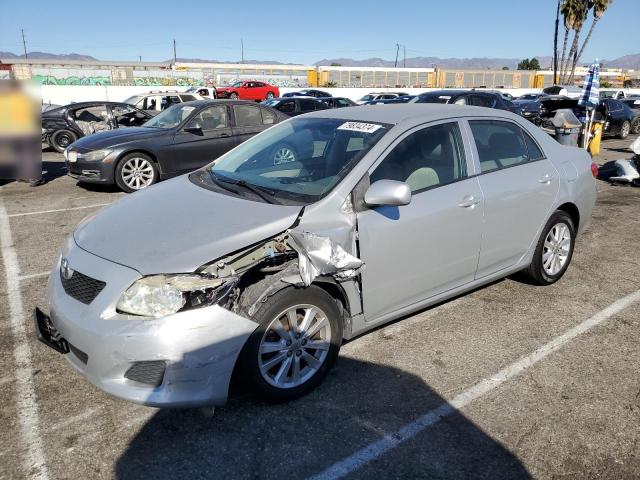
[[566, 24, 584, 84], [559, 27, 571, 84], [575, 17, 600, 68], [553, 0, 561, 83]]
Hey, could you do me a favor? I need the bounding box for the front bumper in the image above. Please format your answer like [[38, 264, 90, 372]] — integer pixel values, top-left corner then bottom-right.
[[65, 158, 115, 184], [41, 239, 259, 407]]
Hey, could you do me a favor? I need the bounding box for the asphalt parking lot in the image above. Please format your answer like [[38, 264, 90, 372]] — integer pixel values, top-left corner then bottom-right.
[[1, 136, 640, 480]]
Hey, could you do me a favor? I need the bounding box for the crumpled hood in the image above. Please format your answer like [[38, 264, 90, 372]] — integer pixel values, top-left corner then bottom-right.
[[73, 175, 302, 275], [71, 127, 163, 150]]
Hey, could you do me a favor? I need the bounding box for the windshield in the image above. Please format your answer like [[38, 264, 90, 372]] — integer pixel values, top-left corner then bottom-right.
[[124, 95, 143, 106], [231, 81, 244, 87], [600, 91, 616, 98], [199, 117, 390, 204], [143, 104, 196, 129], [358, 95, 374, 102]]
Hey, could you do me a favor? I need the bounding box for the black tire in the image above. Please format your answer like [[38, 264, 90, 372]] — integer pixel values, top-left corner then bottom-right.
[[523, 211, 576, 285], [631, 118, 640, 135], [618, 121, 631, 139], [230, 92, 239, 99], [266, 91, 275, 100], [240, 285, 343, 402], [114, 152, 158, 193], [51, 129, 77, 153]]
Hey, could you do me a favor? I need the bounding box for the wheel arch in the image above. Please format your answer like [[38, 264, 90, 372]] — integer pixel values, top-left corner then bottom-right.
[[556, 202, 580, 231]]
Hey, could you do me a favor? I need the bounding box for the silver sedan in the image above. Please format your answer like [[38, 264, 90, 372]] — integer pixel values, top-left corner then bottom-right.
[[36, 104, 597, 407]]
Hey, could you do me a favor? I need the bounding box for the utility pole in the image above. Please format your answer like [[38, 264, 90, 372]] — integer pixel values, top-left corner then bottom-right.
[[394, 43, 400, 68], [173, 39, 177, 65], [403, 45, 406, 68], [21, 29, 28, 60], [139, 55, 142, 62], [553, 0, 560, 84], [241, 38, 244, 64]]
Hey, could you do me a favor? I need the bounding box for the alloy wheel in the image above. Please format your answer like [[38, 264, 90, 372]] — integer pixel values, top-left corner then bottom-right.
[[542, 222, 571, 276], [121, 157, 154, 190], [621, 122, 630, 138], [273, 147, 296, 164], [258, 304, 331, 389]]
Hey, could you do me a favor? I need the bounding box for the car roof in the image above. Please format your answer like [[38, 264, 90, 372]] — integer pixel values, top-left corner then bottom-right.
[[301, 103, 522, 126], [179, 99, 269, 107]]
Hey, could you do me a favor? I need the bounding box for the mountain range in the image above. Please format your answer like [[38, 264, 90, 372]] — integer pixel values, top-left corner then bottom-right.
[[1, 51, 639, 70]]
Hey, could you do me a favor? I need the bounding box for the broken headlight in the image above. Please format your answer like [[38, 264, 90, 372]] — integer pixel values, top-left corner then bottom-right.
[[79, 149, 112, 162], [116, 274, 237, 318]]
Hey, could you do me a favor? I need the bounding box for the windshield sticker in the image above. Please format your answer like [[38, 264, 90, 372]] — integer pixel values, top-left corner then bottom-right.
[[337, 122, 383, 134]]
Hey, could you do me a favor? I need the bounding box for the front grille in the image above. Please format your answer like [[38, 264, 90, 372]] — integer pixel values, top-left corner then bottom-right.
[[61, 270, 106, 304], [68, 343, 89, 365], [124, 361, 166, 387]]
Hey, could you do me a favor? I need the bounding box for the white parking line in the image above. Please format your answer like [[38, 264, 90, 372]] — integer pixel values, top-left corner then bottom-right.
[[19, 272, 50, 281], [8, 203, 110, 218], [308, 289, 640, 480], [0, 197, 49, 480]]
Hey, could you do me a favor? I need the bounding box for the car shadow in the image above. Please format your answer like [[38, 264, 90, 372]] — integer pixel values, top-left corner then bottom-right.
[[43, 160, 68, 182], [114, 354, 530, 479]]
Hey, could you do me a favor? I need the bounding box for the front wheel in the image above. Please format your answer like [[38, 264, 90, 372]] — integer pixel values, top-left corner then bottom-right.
[[51, 129, 77, 153], [618, 120, 631, 139], [631, 118, 640, 135], [230, 92, 239, 99], [115, 153, 158, 193], [522, 211, 575, 285], [240, 285, 343, 402]]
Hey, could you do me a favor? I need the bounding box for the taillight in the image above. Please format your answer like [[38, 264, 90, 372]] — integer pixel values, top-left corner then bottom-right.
[[591, 162, 599, 178]]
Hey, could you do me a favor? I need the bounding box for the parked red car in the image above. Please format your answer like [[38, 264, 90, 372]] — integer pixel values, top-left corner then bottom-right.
[[215, 81, 279, 101]]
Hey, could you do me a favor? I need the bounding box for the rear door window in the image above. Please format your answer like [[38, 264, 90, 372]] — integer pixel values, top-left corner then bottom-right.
[[299, 99, 317, 113], [73, 105, 111, 135], [470, 94, 497, 108], [233, 104, 263, 127], [469, 120, 529, 173]]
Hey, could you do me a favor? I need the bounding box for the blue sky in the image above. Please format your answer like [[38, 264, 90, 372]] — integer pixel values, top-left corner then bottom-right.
[[1, 0, 638, 64]]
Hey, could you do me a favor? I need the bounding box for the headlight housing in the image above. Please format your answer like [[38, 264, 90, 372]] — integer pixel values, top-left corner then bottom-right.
[[78, 149, 112, 162], [116, 274, 237, 318]]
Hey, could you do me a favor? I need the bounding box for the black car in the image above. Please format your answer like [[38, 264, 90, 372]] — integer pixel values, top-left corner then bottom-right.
[[518, 95, 571, 124], [64, 100, 288, 192], [42, 102, 154, 152], [409, 90, 522, 114], [622, 97, 640, 110], [363, 95, 416, 105], [317, 97, 357, 108], [532, 97, 640, 138], [282, 89, 332, 98], [261, 97, 329, 117]]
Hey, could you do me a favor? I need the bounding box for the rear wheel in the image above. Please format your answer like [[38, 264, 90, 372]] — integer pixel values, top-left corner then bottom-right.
[[51, 129, 77, 153], [115, 153, 158, 193], [523, 211, 575, 285], [631, 118, 640, 135], [240, 285, 342, 402], [266, 91, 275, 100], [618, 121, 631, 139]]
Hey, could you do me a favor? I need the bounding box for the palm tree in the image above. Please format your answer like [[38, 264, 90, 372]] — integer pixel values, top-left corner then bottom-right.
[[563, 0, 594, 84], [571, 0, 612, 80], [558, 0, 583, 84]]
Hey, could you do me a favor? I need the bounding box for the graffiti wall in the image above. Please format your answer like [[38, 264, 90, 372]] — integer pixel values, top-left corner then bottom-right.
[[31, 68, 113, 85]]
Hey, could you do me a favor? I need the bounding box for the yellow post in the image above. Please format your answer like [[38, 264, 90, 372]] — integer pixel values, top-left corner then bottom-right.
[[588, 122, 603, 156], [307, 69, 318, 87]]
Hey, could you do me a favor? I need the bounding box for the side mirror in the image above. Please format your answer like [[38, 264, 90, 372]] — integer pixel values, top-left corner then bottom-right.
[[184, 124, 203, 135], [364, 180, 411, 207]]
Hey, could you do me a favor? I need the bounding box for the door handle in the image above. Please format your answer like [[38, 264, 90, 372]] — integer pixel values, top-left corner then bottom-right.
[[458, 195, 481, 208], [538, 174, 554, 184]]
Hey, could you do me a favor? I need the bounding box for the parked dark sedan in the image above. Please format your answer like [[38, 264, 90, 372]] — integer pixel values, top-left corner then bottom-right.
[[409, 90, 522, 114], [64, 100, 288, 192], [531, 97, 640, 138], [42, 102, 154, 152], [363, 95, 416, 105], [282, 89, 332, 98], [317, 97, 357, 108], [261, 97, 329, 117]]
